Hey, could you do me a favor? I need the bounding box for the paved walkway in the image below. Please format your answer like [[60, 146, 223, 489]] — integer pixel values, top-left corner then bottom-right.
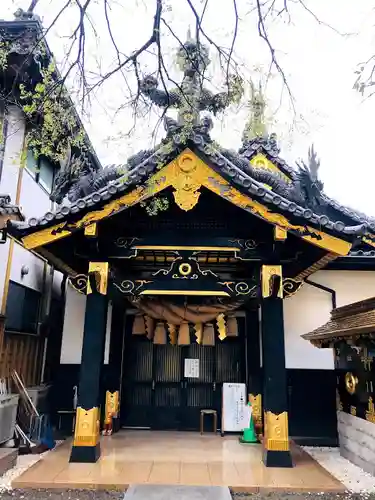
[[12, 431, 344, 492], [124, 485, 231, 500]]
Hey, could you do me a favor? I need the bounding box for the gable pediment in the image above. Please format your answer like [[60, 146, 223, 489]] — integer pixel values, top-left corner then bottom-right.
[[18, 148, 352, 257]]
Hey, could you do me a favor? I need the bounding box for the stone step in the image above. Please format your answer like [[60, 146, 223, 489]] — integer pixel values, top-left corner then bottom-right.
[[124, 485, 232, 500]]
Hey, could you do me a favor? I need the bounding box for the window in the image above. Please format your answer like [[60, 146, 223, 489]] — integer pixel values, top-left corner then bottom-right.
[[5, 281, 41, 334], [25, 149, 56, 194]]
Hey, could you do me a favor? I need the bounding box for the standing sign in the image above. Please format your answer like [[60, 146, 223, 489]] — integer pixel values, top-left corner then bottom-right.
[[184, 358, 200, 378], [221, 382, 247, 432]]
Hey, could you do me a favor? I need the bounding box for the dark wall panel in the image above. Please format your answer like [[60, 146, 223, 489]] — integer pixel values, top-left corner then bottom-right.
[[287, 368, 338, 446]]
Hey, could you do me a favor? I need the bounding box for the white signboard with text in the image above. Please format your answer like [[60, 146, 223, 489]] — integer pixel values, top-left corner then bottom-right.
[[221, 382, 247, 432], [184, 358, 200, 378]]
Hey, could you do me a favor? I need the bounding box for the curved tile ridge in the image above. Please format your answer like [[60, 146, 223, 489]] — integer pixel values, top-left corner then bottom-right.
[[196, 142, 372, 237], [14, 140, 179, 231], [322, 194, 375, 230]]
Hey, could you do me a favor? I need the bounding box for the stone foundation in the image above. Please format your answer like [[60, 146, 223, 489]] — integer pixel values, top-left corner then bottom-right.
[[337, 410, 375, 475]]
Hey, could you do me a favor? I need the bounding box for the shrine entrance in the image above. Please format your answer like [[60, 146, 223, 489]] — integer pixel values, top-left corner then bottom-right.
[[120, 313, 247, 431]]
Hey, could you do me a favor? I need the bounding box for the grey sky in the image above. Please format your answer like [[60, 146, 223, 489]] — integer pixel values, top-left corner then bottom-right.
[[2, 0, 375, 216]]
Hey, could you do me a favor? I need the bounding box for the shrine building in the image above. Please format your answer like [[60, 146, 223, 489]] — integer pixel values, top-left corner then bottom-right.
[[1, 16, 375, 470]]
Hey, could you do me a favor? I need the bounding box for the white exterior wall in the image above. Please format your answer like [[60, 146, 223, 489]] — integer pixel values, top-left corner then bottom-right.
[[20, 171, 52, 218], [60, 285, 112, 365], [284, 270, 375, 369], [0, 107, 56, 310]]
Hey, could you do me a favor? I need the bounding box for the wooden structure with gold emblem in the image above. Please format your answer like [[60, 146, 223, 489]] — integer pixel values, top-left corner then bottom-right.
[[7, 31, 375, 468]]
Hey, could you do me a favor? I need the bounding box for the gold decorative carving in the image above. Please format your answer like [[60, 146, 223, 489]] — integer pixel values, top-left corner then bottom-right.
[[73, 407, 100, 447], [87, 262, 109, 295], [68, 274, 88, 294], [139, 290, 230, 296], [172, 152, 201, 210], [366, 397, 375, 424], [345, 372, 358, 395], [264, 411, 289, 451], [249, 393, 262, 423], [216, 313, 226, 341], [179, 262, 192, 276], [84, 222, 98, 238], [104, 391, 119, 424], [21, 149, 352, 259], [350, 405, 357, 416], [363, 236, 375, 249], [361, 347, 373, 371], [274, 226, 287, 241], [283, 278, 303, 298], [251, 153, 291, 183], [261, 265, 283, 298]]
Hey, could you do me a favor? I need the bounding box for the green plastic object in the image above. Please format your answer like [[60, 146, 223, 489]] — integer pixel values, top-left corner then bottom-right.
[[239, 402, 258, 444]]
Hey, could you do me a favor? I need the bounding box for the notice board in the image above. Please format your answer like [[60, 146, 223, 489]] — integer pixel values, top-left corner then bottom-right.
[[221, 382, 247, 433]]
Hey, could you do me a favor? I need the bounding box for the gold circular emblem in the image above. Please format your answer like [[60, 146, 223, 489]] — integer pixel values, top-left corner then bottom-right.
[[179, 263, 192, 276], [178, 154, 196, 173], [345, 372, 358, 395]]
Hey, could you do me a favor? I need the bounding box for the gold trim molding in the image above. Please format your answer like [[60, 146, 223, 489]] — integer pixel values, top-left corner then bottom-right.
[[72, 407, 100, 447], [139, 290, 230, 296], [84, 222, 98, 238], [104, 391, 119, 424], [264, 410, 289, 451], [274, 226, 287, 241], [366, 397, 375, 423], [249, 393, 262, 424], [261, 265, 283, 298], [21, 149, 352, 257], [87, 262, 109, 295]]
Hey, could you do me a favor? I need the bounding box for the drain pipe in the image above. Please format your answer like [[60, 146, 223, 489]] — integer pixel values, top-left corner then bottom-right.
[[304, 278, 337, 310]]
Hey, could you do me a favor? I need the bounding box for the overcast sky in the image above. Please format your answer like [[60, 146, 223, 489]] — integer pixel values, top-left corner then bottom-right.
[[2, 0, 375, 216]]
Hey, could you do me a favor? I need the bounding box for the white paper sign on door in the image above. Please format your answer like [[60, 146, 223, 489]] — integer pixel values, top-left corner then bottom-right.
[[184, 358, 200, 378], [222, 382, 247, 432]]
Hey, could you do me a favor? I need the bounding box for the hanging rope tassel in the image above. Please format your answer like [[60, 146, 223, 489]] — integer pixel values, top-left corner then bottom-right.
[[168, 323, 177, 345], [145, 315, 155, 340], [178, 321, 190, 345], [132, 313, 146, 335], [202, 323, 215, 346], [153, 322, 167, 345], [226, 314, 238, 337]]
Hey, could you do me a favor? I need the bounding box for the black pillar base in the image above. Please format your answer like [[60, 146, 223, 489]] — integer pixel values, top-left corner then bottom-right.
[[263, 449, 293, 468], [69, 443, 101, 463]]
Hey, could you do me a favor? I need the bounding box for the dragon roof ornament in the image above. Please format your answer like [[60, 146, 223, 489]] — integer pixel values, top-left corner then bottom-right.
[[140, 29, 231, 132]]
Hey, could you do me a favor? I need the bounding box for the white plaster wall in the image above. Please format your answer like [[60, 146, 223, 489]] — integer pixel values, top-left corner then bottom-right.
[[1, 106, 25, 203], [0, 107, 26, 307], [60, 285, 112, 364], [284, 270, 375, 369], [0, 107, 57, 304], [10, 241, 45, 290], [19, 171, 52, 218], [52, 269, 64, 297]]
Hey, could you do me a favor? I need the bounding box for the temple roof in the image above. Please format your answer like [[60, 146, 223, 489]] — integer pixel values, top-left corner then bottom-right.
[[8, 122, 375, 245], [3, 24, 375, 256], [0, 194, 23, 230], [302, 297, 375, 347]]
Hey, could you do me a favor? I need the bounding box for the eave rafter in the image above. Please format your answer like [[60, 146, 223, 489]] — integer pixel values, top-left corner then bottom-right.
[[20, 150, 352, 262]]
